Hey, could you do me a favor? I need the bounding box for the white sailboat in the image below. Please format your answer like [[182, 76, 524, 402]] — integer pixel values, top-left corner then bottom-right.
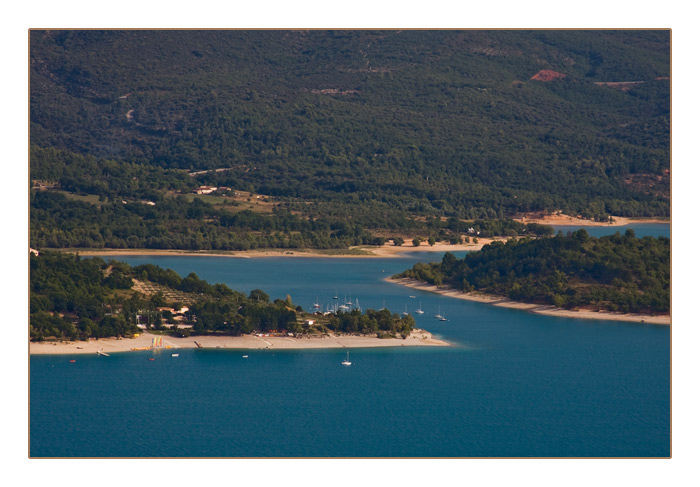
[[434, 307, 443, 319], [415, 302, 424, 314], [402, 304, 409, 316], [342, 351, 352, 366]]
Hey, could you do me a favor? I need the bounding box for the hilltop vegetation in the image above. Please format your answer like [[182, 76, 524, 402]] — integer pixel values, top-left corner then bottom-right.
[[395, 230, 670, 314], [30, 30, 670, 250]]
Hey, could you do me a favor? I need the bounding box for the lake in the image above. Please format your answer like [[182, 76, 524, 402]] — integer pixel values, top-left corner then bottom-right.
[[29, 224, 670, 457]]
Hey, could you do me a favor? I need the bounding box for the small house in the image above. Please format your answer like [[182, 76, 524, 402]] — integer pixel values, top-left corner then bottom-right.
[[196, 186, 218, 195]]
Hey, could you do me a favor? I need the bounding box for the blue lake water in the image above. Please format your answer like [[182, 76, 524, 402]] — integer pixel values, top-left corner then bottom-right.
[[30, 224, 670, 457], [551, 222, 670, 238]]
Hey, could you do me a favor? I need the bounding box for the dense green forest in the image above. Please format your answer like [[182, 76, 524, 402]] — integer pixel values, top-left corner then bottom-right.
[[29, 146, 554, 250], [395, 230, 670, 314], [30, 251, 415, 341], [30, 30, 670, 250]]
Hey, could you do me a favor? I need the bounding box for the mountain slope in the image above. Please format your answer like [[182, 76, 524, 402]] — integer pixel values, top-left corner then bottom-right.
[[30, 30, 670, 223]]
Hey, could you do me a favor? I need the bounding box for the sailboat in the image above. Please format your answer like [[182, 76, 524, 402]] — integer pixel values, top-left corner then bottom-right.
[[312, 297, 321, 309], [342, 351, 352, 366], [402, 304, 409, 316], [415, 302, 424, 314], [439, 312, 448, 322], [434, 307, 443, 319]]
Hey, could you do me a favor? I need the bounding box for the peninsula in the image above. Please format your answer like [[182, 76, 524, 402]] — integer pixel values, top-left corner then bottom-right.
[[391, 229, 670, 325], [30, 250, 447, 350]]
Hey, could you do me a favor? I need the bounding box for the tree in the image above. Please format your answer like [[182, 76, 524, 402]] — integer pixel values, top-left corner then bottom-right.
[[249, 289, 270, 303]]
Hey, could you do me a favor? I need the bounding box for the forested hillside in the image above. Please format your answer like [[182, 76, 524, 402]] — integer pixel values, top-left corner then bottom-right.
[[395, 230, 670, 314], [30, 30, 670, 249]]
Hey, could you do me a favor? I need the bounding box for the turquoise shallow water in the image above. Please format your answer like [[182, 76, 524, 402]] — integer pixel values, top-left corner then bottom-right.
[[30, 224, 670, 457]]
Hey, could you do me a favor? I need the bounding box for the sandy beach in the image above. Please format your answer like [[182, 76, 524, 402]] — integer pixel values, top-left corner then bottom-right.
[[388, 278, 670, 325], [514, 212, 669, 228], [75, 240, 496, 260], [29, 328, 450, 355]]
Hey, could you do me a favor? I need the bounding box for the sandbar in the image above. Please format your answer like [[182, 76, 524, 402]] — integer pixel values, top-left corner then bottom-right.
[[29, 328, 450, 355], [388, 277, 670, 325]]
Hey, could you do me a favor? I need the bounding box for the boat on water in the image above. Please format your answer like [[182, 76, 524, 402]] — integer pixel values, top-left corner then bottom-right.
[[171, 353, 179, 357], [341, 351, 352, 366], [242, 355, 249, 358], [401, 304, 409, 316], [312, 297, 321, 309], [434, 307, 443, 319], [439, 313, 448, 322], [415, 302, 425, 314]]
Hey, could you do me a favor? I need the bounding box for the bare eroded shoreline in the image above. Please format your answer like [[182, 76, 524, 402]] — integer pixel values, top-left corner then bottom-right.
[[388, 278, 670, 325], [29, 328, 450, 355], [74, 241, 491, 259], [514, 213, 669, 228]]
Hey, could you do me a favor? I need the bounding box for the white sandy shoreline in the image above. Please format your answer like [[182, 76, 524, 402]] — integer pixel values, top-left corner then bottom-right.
[[29, 328, 450, 355], [388, 278, 670, 325]]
